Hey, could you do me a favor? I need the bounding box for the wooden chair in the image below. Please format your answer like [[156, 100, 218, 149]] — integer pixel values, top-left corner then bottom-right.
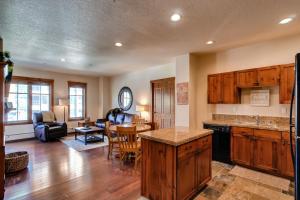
[[116, 125, 141, 168], [105, 121, 119, 159]]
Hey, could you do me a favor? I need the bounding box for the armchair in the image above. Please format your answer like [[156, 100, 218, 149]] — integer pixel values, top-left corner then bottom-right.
[[33, 112, 67, 142]]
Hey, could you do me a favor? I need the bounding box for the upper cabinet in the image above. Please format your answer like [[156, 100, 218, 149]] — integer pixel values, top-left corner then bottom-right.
[[207, 74, 222, 104], [236, 69, 258, 87], [257, 66, 280, 87], [279, 64, 295, 104], [208, 63, 294, 104], [222, 72, 239, 104], [236, 66, 279, 88], [208, 72, 240, 104]]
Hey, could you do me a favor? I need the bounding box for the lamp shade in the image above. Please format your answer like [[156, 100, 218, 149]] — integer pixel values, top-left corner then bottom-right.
[[136, 105, 145, 112], [58, 98, 69, 106]]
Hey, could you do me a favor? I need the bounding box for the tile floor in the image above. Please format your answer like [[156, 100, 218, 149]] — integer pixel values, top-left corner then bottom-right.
[[195, 162, 294, 200]]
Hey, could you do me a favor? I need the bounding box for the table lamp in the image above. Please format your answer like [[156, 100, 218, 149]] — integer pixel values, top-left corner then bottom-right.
[[136, 105, 149, 120], [58, 98, 69, 122]]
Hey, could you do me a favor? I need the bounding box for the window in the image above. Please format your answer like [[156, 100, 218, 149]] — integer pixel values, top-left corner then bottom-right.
[[6, 76, 54, 124], [68, 81, 87, 120]]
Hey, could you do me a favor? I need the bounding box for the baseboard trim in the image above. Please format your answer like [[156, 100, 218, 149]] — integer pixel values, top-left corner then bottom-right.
[[5, 137, 36, 143]]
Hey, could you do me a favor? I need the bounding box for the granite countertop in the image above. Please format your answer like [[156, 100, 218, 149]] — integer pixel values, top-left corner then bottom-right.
[[203, 120, 291, 132], [139, 127, 213, 146]]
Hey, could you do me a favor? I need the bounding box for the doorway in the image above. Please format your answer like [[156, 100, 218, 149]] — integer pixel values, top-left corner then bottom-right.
[[151, 77, 175, 129]]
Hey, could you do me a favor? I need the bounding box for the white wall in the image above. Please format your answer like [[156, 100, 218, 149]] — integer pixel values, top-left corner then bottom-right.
[[110, 63, 176, 121], [5, 67, 110, 141], [175, 54, 190, 127], [193, 34, 300, 128]]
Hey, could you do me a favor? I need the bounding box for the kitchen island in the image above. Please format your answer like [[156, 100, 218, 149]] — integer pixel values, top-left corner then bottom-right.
[[139, 127, 213, 200]]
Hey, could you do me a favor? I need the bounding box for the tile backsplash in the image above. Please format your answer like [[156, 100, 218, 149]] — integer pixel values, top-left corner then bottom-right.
[[212, 114, 292, 127]]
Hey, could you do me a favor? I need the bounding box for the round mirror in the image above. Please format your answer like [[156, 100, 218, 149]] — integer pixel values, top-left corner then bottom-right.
[[118, 87, 133, 111]]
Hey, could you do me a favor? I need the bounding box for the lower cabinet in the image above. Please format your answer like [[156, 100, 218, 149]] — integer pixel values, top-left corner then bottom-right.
[[281, 132, 295, 177], [195, 147, 211, 188], [141, 135, 212, 200], [177, 155, 196, 200], [177, 135, 212, 200], [231, 127, 292, 178], [231, 127, 253, 166], [252, 129, 281, 173]]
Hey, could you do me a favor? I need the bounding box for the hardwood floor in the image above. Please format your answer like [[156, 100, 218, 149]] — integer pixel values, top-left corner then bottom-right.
[[5, 139, 140, 200]]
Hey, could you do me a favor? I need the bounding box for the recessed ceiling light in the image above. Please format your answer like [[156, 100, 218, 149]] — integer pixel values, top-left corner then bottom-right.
[[170, 13, 181, 22], [206, 40, 214, 45], [279, 17, 293, 24], [60, 58, 66, 62], [115, 42, 123, 47]]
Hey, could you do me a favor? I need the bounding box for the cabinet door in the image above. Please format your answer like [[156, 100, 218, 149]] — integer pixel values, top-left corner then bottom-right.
[[195, 148, 211, 189], [281, 132, 295, 177], [177, 155, 196, 200], [231, 127, 253, 166], [207, 74, 222, 104], [257, 66, 280, 87], [280, 64, 295, 104], [236, 69, 258, 88], [222, 72, 240, 104], [253, 129, 281, 173]]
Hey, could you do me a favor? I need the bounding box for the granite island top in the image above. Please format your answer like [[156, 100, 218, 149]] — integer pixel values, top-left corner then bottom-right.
[[203, 120, 291, 132], [138, 127, 213, 146]]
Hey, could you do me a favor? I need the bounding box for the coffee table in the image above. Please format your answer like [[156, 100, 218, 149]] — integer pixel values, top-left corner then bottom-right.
[[74, 126, 104, 145]]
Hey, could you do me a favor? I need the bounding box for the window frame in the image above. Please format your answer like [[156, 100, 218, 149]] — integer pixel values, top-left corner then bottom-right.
[[5, 76, 54, 125], [68, 81, 87, 121]]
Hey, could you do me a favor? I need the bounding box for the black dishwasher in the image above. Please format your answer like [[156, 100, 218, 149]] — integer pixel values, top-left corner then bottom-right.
[[203, 123, 231, 164]]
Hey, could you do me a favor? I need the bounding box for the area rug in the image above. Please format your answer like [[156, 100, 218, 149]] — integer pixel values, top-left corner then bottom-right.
[[229, 165, 290, 191], [60, 134, 108, 152]]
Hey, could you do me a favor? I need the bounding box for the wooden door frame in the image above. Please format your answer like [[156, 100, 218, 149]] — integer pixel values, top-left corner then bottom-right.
[[150, 77, 175, 127]]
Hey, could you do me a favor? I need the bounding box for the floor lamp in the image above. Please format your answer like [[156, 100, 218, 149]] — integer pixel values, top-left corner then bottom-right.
[[58, 98, 68, 122]]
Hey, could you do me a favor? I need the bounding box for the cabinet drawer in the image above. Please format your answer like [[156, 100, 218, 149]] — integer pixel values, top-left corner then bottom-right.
[[177, 136, 212, 159], [178, 140, 197, 159], [254, 129, 281, 140], [198, 135, 211, 150], [231, 127, 253, 136]]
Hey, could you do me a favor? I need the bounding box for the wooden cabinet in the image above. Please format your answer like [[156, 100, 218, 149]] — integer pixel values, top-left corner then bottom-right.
[[207, 74, 222, 104], [231, 127, 253, 166], [195, 146, 211, 188], [208, 72, 239, 104], [252, 129, 281, 173], [222, 72, 239, 104], [236, 69, 258, 87], [281, 132, 295, 177], [257, 66, 280, 87], [231, 127, 294, 178], [141, 134, 212, 200], [236, 66, 279, 88], [177, 135, 212, 199], [208, 63, 294, 104], [280, 64, 295, 104], [177, 155, 196, 200]]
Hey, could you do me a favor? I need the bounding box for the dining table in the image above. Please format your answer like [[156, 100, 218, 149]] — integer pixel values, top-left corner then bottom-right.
[[109, 123, 151, 133]]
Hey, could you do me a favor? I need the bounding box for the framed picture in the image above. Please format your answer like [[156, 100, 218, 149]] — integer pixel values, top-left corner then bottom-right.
[[177, 82, 188, 105], [250, 89, 270, 106]]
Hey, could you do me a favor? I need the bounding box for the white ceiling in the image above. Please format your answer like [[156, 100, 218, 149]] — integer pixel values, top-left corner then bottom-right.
[[1, 0, 300, 76]]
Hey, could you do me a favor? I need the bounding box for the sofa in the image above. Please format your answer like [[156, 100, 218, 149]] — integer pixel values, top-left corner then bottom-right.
[[96, 108, 135, 129], [33, 111, 68, 142]]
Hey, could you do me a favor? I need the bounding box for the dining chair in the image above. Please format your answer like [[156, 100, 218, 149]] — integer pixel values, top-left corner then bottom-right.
[[105, 121, 119, 159], [116, 125, 141, 168]]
